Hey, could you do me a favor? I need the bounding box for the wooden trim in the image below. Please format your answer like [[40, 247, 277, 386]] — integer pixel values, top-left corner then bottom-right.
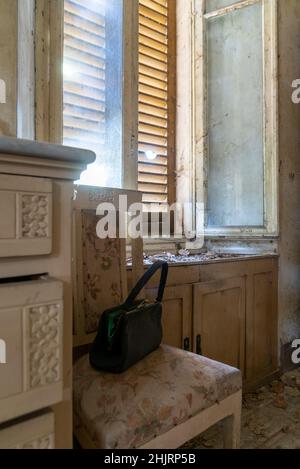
[[123, 0, 139, 190], [167, 0, 176, 206], [204, 0, 260, 19], [35, 0, 63, 143]]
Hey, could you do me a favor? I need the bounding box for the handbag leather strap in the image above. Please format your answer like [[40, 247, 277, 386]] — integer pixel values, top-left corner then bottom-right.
[[124, 261, 168, 308]]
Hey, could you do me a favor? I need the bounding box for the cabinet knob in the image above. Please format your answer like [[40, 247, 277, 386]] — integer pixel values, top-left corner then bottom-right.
[[196, 334, 202, 355], [183, 337, 190, 351]]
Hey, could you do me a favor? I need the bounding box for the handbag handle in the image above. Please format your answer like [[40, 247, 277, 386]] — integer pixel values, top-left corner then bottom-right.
[[124, 261, 168, 308]]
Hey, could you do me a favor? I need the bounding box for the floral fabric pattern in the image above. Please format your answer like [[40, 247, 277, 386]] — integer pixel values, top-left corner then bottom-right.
[[73, 345, 242, 449], [82, 210, 126, 333]]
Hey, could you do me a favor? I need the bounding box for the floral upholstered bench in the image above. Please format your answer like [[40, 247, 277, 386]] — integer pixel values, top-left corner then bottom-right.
[[73, 345, 242, 449]]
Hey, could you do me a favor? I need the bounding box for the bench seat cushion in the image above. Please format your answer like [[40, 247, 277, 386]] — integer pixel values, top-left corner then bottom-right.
[[73, 345, 242, 449]]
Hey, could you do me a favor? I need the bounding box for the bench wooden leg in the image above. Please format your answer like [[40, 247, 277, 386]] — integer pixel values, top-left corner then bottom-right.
[[222, 391, 242, 449]]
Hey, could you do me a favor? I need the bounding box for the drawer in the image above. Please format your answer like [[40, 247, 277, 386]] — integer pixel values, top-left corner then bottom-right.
[[0, 411, 54, 449], [0, 174, 52, 257], [0, 277, 63, 423]]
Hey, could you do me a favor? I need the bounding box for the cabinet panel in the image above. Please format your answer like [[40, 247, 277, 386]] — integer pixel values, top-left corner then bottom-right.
[[0, 174, 52, 258], [247, 270, 278, 382], [0, 278, 63, 423], [146, 285, 193, 350], [193, 277, 246, 374], [0, 411, 54, 449]]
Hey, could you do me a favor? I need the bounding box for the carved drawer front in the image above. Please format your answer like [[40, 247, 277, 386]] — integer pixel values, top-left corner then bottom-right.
[[0, 278, 63, 423], [0, 412, 55, 449], [0, 174, 52, 257]]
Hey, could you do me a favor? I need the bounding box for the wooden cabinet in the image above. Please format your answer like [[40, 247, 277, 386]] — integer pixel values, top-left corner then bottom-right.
[[246, 269, 278, 386], [146, 285, 192, 350], [193, 277, 246, 376], [140, 255, 278, 390]]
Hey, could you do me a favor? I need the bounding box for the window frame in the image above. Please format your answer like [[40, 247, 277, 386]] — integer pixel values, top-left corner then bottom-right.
[[200, 0, 279, 238]]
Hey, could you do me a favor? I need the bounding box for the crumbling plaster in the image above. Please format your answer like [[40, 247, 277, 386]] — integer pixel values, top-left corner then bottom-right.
[[278, 0, 300, 346]]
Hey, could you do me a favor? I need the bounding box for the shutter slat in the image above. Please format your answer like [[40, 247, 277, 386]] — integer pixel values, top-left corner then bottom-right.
[[139, 113, 167, 127], [139, 123, 167, 137], [142, 193, 168, 203], [139, 83, 167, 100], [65, 0, 105, 27], [140, 0, 168, 17], [64, 11, 105, 38], [64, 45, 105, 69], [139, 53, 167, 72], [138, 173, 168, 184], [64, 24, 105, 48], [139, 104, 167, 119], [139, 73, 167, 90], [64, 116, 105, 133], [139, 64, 167, 82], [64, 58, 105, 80], [138, 182, 168, 194], [64, 92, 105, 112], [139, 5, 167, 27], [138, 143, 167, 156], [64, 103, 104, 122], [64, 82, 105, 100], [139, 24, 167, 45], [139, 93, 167, 109], [139, 133, 167, 147], [139, 44, 167, 63], [138, 153, 168, 166], [139, 34, 167, 53], [64, 35, 105, 58], [139, 14, 167, 36], [138, 163, 168, 174]]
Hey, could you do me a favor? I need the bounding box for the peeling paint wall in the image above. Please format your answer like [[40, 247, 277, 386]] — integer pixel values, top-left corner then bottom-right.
[[0, 0, 17, 136], [278, 0, 300, 349]]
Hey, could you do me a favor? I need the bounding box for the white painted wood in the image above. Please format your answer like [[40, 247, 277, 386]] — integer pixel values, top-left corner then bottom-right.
[[0, 174, 52, 257], [0, 411, 55, 449], [0, 278, 63, 423], [193, 0, 278, 237]]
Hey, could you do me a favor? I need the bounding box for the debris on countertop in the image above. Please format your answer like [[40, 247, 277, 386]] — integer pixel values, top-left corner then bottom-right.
[[126, 248, 260, 267]]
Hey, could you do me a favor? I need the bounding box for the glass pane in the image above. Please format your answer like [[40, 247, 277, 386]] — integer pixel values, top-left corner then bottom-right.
[[206, 0, 240, 13], [207, 3, 264, 227], [63, 0, 123, 188]]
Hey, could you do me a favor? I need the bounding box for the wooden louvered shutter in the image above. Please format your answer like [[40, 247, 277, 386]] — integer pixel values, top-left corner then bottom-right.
[[138, 0, 176, 206], [63, 0, 106, 153]]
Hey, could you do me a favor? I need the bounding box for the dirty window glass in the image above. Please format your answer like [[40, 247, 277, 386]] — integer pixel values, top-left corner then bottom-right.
[[207, 2, 264, 227]]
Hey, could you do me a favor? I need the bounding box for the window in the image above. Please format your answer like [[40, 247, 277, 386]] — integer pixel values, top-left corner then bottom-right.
[[138, 0, 176, 206], [198, 0, 278, 236], [63, 0, 123, 187]]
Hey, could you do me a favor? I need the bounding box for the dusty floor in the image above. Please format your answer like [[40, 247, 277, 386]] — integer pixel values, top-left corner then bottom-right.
[[183, 368, 300, 449]]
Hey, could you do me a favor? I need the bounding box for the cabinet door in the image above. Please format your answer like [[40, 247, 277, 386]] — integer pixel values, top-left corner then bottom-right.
[[146, 285, 193, 350], [246, 269, 278, 382], [193, 277, 246, 374]]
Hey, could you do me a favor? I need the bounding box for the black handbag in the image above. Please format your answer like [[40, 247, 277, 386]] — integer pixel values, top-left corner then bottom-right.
[[89, 261, 169, 374]]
